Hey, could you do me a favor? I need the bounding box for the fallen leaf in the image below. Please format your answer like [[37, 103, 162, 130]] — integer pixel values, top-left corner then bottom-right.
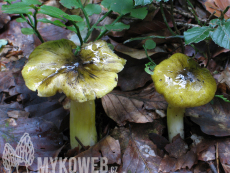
[[218, 139, 230, 172], [218, 64, 230, 88], [102, 83, 167, 126], [204, 0, 230, 19], [0, 71, 16, 92], [25, 100, 69, 129], [198, 145, 215, 161], [186, 97, 230, 136], [76, 135, 121, 165], [119, 138, 162, 173], [117, 56, 152, 91], [110, 39, 156, 59], [165, 135, 188, 158], [218, 138, 230, 165], [0, 2, 11, 29], [149, 133, 169, 150]]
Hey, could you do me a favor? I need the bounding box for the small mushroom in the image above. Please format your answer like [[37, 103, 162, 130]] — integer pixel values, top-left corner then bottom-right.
[[22, 39, 126, 148], [151, 53, 216, 142]]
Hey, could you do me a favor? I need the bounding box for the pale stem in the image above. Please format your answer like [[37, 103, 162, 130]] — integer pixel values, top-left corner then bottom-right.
[[167, 105, 185, 142], [70, 100, 97, 149]]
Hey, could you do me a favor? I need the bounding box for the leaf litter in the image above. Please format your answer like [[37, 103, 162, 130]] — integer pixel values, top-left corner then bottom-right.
[[2, 0, 230, 172]]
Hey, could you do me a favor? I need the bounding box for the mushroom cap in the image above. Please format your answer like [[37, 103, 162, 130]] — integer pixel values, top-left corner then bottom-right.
[[22, 39, 126, 102], [151, 53, 217, 108]]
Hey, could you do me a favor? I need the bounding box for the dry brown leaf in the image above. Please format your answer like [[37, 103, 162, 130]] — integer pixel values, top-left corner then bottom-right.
[[76, 135, 121, 165], [117, 56, 152, 91], [218, 64, 230, 88], [0, 71, 16, 92], [102, 83, 167, 126], [119, 138, 162, 173], [110, 39, 156, 59], [197, 145, 215, 161], [218, 138, 230, 165], [159, 136, 197, 172], [186, 97, 230, 136], [218, 139, 230, 172], [204, 0, 230, 19], [165, 135, 188, 159]]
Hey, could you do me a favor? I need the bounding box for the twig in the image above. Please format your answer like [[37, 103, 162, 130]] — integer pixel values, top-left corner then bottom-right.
[[216, 142, 219, 173], [205, 11, 216, 26], [152, 1, 207, 22], [160, 2, 175, 36], [186, 0, 202, 26], [169, 0, 184, 53], [208, 161, 218, 173], [75, 136, 87, 151], [206, 40, 211, 68], [190, 44, 208, 60], [175, 22, 200, 28], [124, 35, 184, 44]]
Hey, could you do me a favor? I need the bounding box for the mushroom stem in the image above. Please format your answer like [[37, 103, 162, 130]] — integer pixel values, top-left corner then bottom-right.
[[70, 100, 97, 149], [167, 104, 185, 142]]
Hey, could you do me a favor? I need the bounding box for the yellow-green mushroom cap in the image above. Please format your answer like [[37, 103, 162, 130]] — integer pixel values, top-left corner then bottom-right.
[[151, 53, 217, 108], [22, 39, 126, 102]]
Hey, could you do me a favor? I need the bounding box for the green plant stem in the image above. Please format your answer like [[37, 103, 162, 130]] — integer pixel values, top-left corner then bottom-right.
[[143, 45, 156, 65], [205, 40, 211, 68], [96, 14, 124, 40], [33, 8, 44, 43], [160, 2, 175, 36], [223, 5, 230, 15], [124, 35, 184, 44], [27, 14, 34, 26], [84, 10, 113, 42], [77, 0, 90, 31], [186, 0, 202, 26], [70, 21, 83, 46], [70, 100, 97, 149], [190, 44, 207, 59], [169, 0, 184, 53], [7, 1, 44, 43]]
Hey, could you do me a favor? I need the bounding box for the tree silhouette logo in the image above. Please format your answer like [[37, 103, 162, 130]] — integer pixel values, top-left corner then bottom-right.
[[2, 133, 34, 173]]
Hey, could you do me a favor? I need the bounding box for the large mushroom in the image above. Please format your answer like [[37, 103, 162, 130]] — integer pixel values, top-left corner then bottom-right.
[[151, 53, 216, 142], [22, 39, 126, 148]]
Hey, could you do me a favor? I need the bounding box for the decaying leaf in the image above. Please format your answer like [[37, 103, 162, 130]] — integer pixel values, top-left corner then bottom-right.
[[204, 0, 230, 19], [110, 39, 156, 59], [119, 138, 162, 173], [218, 64, 230, 88], [186, 97, 230, 136], [102, 83, 167, 126], [218, 138, 230, 172], [117, 56, 152, 91]]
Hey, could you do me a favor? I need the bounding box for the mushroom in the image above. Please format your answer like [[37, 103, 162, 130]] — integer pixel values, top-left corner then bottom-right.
[[151, 53, 216, 142], [22, 39, 126, 148]]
